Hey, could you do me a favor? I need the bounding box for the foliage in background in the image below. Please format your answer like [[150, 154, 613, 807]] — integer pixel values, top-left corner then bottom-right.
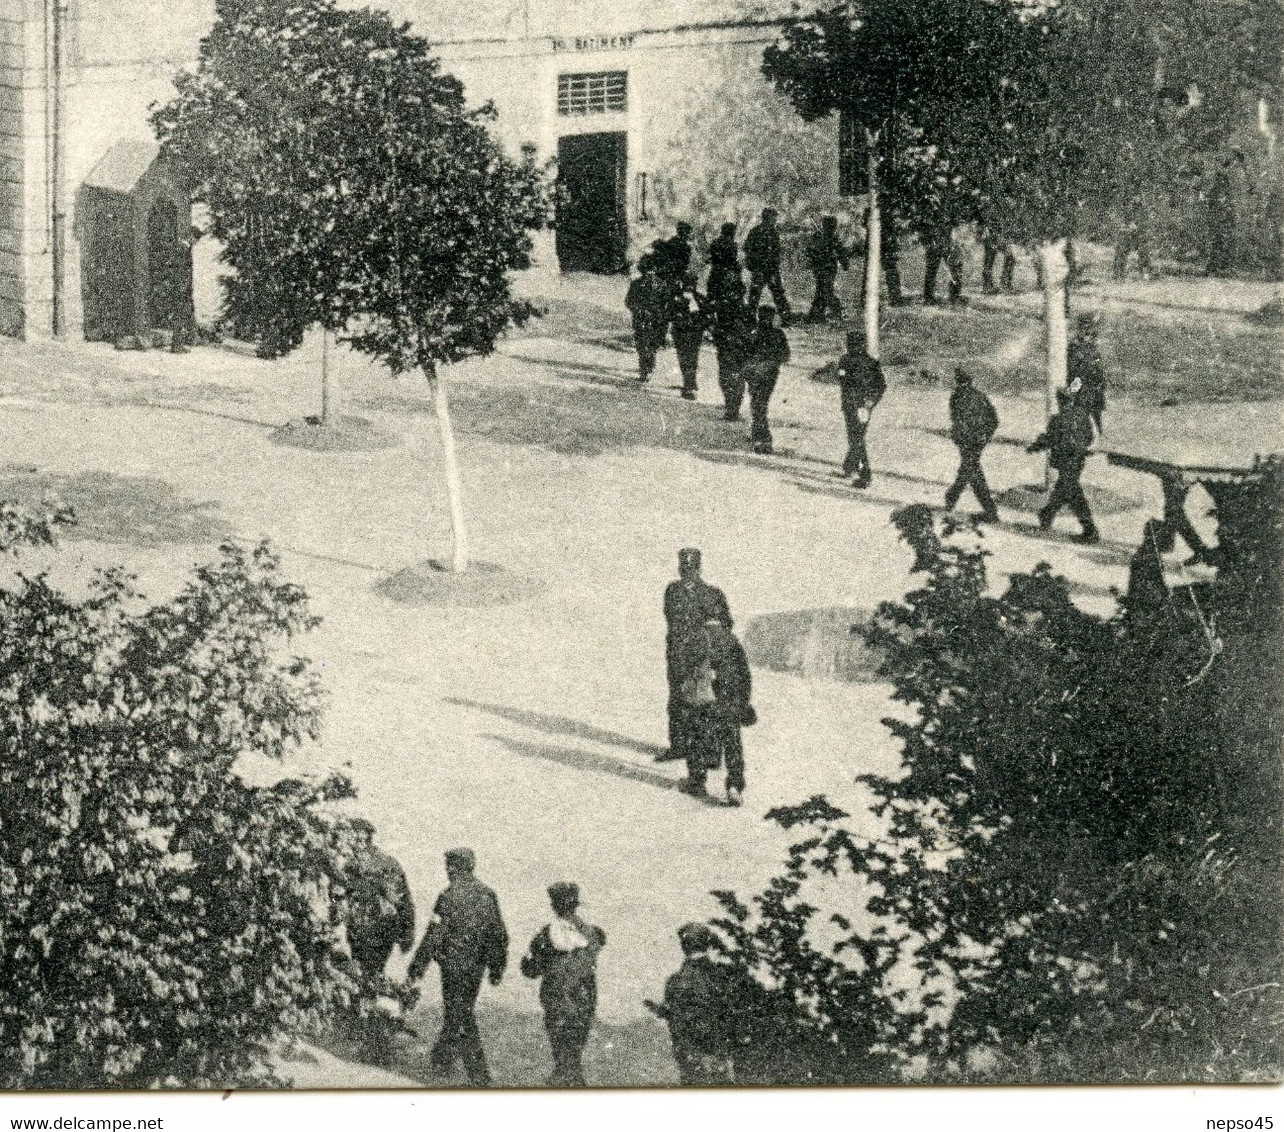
[[700, 480, 1283, 1083], [0, 507, 365, 1087]]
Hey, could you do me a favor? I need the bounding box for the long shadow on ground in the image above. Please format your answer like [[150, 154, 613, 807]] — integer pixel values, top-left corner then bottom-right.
[[482, 733, 702, 798], [0, 464, 236, 546], [446, 698, 666, 759]]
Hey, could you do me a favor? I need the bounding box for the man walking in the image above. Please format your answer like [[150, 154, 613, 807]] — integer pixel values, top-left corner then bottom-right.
[[652, 924, 745, 1085], [653, 221, 694, 286], [943, 368, 1000, 522], [520, 882, 606, 1088], [408, 848, 509, 1086], [344, 819, 416, 985], [712, 300, 753, 422], [662, 548, 733, 763], [833, 330, 885, 488], [681, 619, 755, 807], [670, 273, 710, 400], [625, 254, 667, 383], [744, 306, 790, 455], [1029, 388, 1099, 543], [706, 221, 743, 313], [1068, 312, 1107, 437], [744, 208, 790, 323], [805, 215, 849, 323]]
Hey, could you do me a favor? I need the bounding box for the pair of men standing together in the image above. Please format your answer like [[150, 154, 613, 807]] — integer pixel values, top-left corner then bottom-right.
[[661, 548, 755, 807]]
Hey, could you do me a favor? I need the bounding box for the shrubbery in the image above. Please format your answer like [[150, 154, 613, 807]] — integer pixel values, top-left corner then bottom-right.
[[0, 506, 365, 1087], [706, 475, 1283, 1083]]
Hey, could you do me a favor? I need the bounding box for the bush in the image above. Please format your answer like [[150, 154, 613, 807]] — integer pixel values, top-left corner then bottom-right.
[[702, 481, 1283, 1084], [0, 507, 364, 1087]]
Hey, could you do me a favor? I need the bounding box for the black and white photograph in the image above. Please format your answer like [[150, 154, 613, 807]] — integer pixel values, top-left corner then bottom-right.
[[0, 0, 1280, 1112]]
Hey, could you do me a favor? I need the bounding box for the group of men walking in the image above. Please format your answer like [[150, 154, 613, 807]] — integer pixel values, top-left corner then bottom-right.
[[827, 312, 1108, 542], [344, 838, 760, 1088], [626, 211, 792, 454]]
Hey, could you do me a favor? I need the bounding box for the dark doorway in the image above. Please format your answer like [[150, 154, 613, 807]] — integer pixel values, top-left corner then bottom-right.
[[555, 131, 627, 274]]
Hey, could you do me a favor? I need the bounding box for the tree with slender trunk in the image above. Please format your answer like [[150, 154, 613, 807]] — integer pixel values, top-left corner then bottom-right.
[[156, 0, 544, 572]]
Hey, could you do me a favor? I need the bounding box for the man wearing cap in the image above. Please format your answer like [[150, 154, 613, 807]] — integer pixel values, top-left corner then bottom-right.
[[520, 882, 607, 1087], [625, 254, 668, 383], [343, 819, 416, 986], [1028, 388, 1099, 543], [408, 848, 509, 1086], [662, 549, 733, 763], [944, 368, 1000, 523], [653, 923, 743, 1085], [683, 620, 756, 806], [744, 208, 790, 323], [1068, 313, 1106, 437], [833, 329, 885, 488]]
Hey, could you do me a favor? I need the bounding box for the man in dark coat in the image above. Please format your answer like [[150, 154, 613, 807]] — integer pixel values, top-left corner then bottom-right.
[[681, 620, 755, 806], [654, 924, 744, 1085], [625, 254, 668, 383], [744, 208, 790, 323], [923, 224, 964, 305], [520, 882, 606, 1088], [805, 215, 850, 323], [1068, 312, 1106, 436], [670, 273, 710, 401], [712, 299, 753, 421], [744, 305, 790, 455], [834, 330, 885, 488], [706, 221, 743, 312], [662, 548, 733, 763], [1112, 192, 1154, 281], [1028, 389, 1099, 543], [1206, 162, 1237, 276], [344, 819, 416, 985], [408, 848, 509, 1086], [653, 221, 694, 286], [944, 367, 1000, 522]]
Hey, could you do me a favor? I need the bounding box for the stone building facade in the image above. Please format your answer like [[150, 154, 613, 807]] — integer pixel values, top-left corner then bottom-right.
[[0, 0, 842, 340]]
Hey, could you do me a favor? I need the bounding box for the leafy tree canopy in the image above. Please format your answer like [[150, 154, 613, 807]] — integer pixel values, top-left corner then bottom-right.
[[0, 507, 367, 1087]]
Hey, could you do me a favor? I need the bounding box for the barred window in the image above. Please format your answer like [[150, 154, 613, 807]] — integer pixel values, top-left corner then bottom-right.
[[557, 71, 627, 116]]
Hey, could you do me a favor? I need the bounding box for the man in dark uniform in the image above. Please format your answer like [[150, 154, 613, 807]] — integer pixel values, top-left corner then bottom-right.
[[1112, 191, 1154, 281], [712, 298, 753, 421], [1068, 312, 1106, 436], [744, 208, 790, 323], [653, 222, 694, 287], [1029, 388, 1099, 543], [625, 254, 668, 383], [670, 273, 711, 401], [923, 225, 965, 304], [1206, 160, 1237, 276], [682, 619, 756, 806], [520, 882, 606, 1087], [661, 548, 733, 763], [408, 848, 509, 1086], [706, 221, 743, 313], [981, 226, 1017, 294], [344, 819, 416, 985], [744, 305, 790, 455], [943, 367, 1000, 522], [833, 330, 885, 488], [653, 923, 745, 1085], [804, 215, 850, 323]]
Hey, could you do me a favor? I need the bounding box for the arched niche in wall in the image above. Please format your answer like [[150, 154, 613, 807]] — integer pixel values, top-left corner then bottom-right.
[[77, 139, 193, 344]]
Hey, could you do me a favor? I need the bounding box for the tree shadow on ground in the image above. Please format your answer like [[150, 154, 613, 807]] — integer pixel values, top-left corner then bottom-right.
[[0, 464, 235, 546], [320, 1001, 677, 1088], [446, 698, 666, 759], [483, 733, 722, 802]]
